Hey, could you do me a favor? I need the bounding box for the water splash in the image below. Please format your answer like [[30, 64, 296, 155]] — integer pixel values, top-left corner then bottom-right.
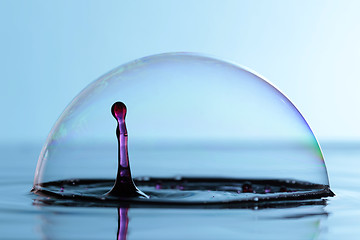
[[107, 102, 147, 198]]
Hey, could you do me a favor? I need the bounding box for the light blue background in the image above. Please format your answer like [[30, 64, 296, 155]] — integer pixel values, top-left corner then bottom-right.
[[1, 0, 359, 144]]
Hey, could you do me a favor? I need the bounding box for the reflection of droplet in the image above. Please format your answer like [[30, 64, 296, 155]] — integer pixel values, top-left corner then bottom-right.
[[31, 53, 334, 206], [117, 208, 129, 240]]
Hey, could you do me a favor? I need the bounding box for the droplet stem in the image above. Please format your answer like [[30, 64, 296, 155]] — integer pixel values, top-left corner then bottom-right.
[[107, 102, 148, 198]]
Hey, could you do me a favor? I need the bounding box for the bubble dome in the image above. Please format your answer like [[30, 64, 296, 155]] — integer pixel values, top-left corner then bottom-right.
[[32, 53, 333, 206]]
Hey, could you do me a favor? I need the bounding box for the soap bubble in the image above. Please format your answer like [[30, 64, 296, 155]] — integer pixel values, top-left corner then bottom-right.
[[32, 53, 333, 206]]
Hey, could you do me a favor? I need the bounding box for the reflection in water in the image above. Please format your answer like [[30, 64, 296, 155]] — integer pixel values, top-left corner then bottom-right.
[[117, 207, 129, 240], [32, 197, 328, 240]]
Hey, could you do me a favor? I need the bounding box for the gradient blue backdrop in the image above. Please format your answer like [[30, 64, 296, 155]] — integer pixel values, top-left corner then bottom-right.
[[1, 0, 359, 144]]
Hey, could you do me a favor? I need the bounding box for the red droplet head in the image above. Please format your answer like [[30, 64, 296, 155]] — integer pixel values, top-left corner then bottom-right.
[[111, 102, 127, 120]]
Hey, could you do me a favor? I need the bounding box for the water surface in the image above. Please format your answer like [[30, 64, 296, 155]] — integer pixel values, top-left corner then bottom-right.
[[0, 143, 359, 239]]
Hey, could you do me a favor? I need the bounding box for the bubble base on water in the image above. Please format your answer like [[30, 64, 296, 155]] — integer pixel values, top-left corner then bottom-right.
[[32, 177, 334, 208]]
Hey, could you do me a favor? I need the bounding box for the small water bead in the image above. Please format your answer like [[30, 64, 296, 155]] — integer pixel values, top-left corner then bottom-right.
[[32, 53, 334, 206], [242, 182, 253, 193], [264, 185, 271, 193]]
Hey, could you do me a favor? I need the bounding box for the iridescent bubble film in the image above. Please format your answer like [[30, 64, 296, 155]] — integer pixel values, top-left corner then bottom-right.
[[33, 53, 333, 206]]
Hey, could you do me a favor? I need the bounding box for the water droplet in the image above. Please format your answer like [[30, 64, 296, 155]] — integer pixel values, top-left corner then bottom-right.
[[242, 182, 253, 193], [264, 185, 271, 193], [106, 102, 148, 198]]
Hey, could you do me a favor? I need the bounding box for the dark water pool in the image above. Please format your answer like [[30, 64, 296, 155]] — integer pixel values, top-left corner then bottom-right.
[[1, 143, 359, 239]]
